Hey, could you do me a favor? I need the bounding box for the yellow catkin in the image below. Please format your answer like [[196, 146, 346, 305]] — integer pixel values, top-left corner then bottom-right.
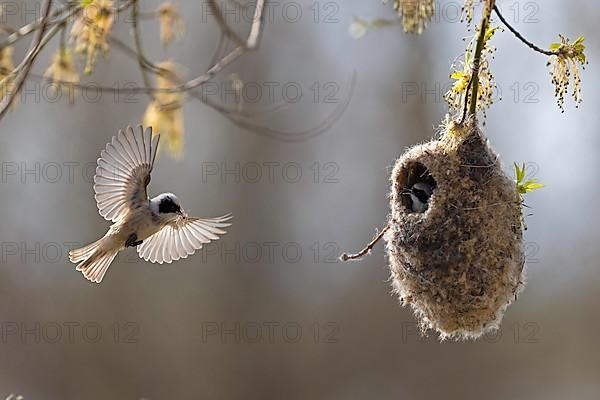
[[44, 49, 80, 102], [158, 2, 185, 46], [0, 47, 16, 110], [70, 0, 115, 74], [143, 61, 185, 158], [391, 0, 435, 34]]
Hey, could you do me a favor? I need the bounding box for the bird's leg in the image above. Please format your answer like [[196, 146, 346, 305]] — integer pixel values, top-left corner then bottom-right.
[[125, 233, 143, 247]]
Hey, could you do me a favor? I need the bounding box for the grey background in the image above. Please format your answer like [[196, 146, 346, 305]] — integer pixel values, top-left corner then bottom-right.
[[0, 0, 599, 399]]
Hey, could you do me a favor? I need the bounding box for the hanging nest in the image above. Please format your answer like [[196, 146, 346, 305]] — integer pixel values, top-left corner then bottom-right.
[[385, 119, 525, 340]]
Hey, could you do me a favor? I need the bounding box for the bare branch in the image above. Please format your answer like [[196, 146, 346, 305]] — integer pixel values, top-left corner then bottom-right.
[[493, 5, 555, 56], [0, 0, 350, 141], [340, 223, 390, 262], [0, 0, 55, 120]]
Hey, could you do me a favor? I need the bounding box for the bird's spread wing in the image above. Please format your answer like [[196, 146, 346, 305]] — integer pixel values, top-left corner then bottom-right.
[[137, 214, 233, 264], [94, 126, 160, 222]]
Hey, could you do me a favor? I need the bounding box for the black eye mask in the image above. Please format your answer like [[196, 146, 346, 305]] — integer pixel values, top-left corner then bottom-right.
[[158, 198, 181, 214]]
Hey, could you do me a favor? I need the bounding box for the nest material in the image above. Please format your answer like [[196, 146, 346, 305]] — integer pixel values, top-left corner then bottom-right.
[[385, 121, 525, 340]]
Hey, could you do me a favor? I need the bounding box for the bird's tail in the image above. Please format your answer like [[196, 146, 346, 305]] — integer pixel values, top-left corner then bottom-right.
[[69, 238, 118, 284]]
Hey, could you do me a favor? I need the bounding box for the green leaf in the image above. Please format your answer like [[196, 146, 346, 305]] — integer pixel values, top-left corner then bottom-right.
[[514, 162, 544, 197], [484, 26, 499, 42], [525, 183, 545, 191], [514, 162, 525, 183]]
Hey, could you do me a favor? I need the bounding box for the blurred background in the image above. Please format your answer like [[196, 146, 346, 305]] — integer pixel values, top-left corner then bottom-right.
[[0, 0, 599, 399]]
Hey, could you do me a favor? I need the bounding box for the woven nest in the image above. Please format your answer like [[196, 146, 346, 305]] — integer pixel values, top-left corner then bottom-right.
[[385, 120, 525, 340]]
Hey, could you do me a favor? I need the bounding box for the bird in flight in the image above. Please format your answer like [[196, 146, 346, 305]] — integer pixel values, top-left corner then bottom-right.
[[69, 125, 232, 283]]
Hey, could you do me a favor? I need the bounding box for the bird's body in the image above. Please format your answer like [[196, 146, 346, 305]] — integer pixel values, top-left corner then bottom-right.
[[69, 126, 232, 283], [101, 207, 162, 250]]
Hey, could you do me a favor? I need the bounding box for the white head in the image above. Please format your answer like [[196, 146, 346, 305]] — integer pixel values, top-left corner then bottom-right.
[[150, 193, 185, 218]]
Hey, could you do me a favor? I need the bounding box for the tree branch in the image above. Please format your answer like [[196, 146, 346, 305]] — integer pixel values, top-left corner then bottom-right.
[[340, 223, 389, 262], [0, 0, 54, 120], [493, 5, 555, 56], [469, 0, 495, 116]]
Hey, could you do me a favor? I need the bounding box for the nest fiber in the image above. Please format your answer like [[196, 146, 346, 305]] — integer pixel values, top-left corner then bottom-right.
[[385, 121, 525, 340]]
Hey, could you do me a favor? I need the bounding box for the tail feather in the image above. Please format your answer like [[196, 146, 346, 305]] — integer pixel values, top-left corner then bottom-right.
[[74, 250, 118, 284], [69, 241, 102, 263], [70, 238, 118, 284]]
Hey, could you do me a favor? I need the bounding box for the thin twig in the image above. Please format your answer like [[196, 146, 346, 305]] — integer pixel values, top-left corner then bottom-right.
[[0, 0, 54, 120], [340, 223, 390, 262], [1, 0, 265, 98], [0, 4, 75, 48], [207, 0, 247, 48], [210, 32, 228, 68], [10, 65, 354, 142], [106, 0, 266, 95], [493, 5, 555, 56], [190, 71, 355, 142], [163, 0, 266, 93], [130, 0, 156, 102], [0, 0, 134, 49], [1, 0, 350, 141]]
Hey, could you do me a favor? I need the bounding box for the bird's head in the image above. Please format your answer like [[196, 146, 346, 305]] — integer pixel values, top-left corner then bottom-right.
[[151, 193, 186, 219]]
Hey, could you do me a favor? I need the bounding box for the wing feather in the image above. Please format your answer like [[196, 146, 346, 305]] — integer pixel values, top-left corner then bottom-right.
[[137, 214, 233, 264], [93, 126, 160, 222]]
